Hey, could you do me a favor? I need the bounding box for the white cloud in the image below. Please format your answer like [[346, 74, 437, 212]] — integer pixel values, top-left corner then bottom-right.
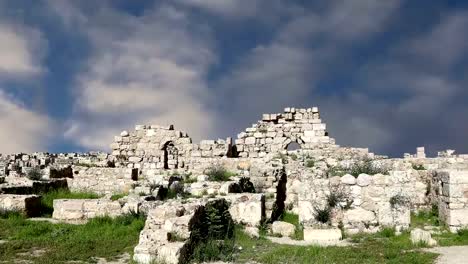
[[63, 4, 219, 149], [0, 91, 52, 153], [0, 23, 45, 77]]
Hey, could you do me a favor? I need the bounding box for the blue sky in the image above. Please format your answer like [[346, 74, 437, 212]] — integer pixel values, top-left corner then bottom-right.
[[0, 0, 467, 157]]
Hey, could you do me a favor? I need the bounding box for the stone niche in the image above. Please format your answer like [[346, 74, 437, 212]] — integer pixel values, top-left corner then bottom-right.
[[234, 107, 336, 158]]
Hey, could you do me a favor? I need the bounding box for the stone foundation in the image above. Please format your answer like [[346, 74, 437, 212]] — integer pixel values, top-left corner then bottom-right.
[[0, 194, 41, 217]]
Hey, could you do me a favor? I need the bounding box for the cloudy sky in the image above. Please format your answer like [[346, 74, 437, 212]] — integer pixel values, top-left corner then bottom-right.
[[0, 0, 467, 157]]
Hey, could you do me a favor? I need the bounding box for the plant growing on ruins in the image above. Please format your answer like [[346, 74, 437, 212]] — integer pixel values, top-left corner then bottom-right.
[[239, 177, 256, 193], [412, 163, 426, 170], [27, 167, 43, 181], [326, 189, 349, 208], [290, 153, 298, 161], [313, 206, 331, 224], [305, 159, 315, 168], [206, 164, 235, 182], [390, 194, 410, 209], [348, 159, 388, 177]]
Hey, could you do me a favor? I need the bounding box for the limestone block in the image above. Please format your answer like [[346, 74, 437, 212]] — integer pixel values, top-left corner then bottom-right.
[[356, 174, 372, 187], [341, 174, 356, 185], [272, 221, 295, 237], [303, 228, 342, 245], [0, 194, 41, 217], [120, 131, 129, 137], [411, 228, 437, 246], [344, 208, 376, 224], [446, 208, 468, 227], [225, 194, 265, 226], [245, 137, 256, 145]]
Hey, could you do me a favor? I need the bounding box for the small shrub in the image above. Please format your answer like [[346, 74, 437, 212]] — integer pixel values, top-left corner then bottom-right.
[[305, 159, 315, 168], [239, 177, 256, 193], [348, 159, 388, 177], [206, 164, 235, 182], [290, 153, 298, 161], [27, 167, 43, 181], [326, 190, 348, 208], [314, 206, 331, 224], [412, 164, 426, 170], [390, 194, 410, 209], [327, 166, 347, 177]]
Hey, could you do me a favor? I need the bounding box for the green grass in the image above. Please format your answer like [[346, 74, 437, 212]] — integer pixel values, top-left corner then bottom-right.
[[0, 213, 145, 263], [411, 207, 439, 228], [235, 229, 437, 264], [433, 228, 468, 247], [39, 189, 102, 217], [110, 193, 127, 201], [280, 212, 303, 240]]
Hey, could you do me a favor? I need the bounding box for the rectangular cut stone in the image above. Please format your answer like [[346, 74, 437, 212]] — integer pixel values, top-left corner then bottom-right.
[[245, 137, 256, 145]]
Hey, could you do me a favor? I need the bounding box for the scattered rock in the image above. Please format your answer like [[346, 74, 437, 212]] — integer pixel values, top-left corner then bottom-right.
[[411, 228, 437, 246], [271, 221, 295, 237]]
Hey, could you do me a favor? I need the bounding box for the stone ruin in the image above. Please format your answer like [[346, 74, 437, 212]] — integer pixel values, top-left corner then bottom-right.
[[2, 106, 468, 263]]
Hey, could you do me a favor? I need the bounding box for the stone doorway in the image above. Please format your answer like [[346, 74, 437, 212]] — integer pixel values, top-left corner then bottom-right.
[[162, 141, 178, 169]]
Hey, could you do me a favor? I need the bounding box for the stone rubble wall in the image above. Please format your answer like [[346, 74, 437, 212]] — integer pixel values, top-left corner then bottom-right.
[[109, 125, 232, 173], [68, 166, 138, 195], [235, 107, 336, 158], [52, 199, 123, 220], [0, 194, 41, 217], [298, 171, 420, 233], [437, 170, 468, 232]]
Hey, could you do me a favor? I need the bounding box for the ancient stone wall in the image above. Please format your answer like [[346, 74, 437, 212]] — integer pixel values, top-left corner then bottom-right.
[[52, 199, 123, 220], [298, 171, 421, 233], [68, 166, 138, 194], [235, 107, 336, 158]]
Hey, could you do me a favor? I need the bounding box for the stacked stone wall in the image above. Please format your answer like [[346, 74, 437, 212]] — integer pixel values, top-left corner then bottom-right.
[[437, 170, 468, 232], [68, 166, 138, 194], [235, 107, 336, 158], [297, 171, 429, 233]]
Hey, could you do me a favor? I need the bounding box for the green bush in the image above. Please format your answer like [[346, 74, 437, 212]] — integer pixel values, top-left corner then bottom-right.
[[314, 206, 331, 224], [27, 167, 43, 181], [206, 164, 235, 182], [412, 164, 426, 170], [305, 159, 315, 168]]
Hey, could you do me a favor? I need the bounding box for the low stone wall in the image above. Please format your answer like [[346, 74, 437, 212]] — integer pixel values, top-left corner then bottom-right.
[[68, 166, 138, 194], [298, 171, 413, 233], [52, 199, 123, 220], [437, 170, 468, 232], [0, 194, 41, 217]]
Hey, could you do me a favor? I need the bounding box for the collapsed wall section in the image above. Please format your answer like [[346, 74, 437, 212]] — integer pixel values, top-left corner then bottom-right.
[[235, 107, 336, 158]]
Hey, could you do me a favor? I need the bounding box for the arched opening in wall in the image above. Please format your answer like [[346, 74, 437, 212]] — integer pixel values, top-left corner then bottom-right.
[[286, 141, 301, 151], [162, 141, 178, 169]]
